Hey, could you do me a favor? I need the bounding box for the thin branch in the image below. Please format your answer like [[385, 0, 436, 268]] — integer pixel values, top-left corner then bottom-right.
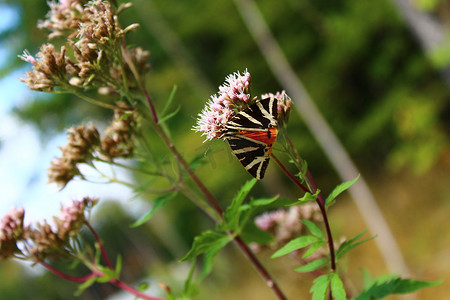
[[110, 279, 166, 300], [271, 153, 336, 272], [85, 222, 114, 270]]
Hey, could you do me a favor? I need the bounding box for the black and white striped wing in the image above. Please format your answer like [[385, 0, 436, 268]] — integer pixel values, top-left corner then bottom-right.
[[223, 97, 278, 179]]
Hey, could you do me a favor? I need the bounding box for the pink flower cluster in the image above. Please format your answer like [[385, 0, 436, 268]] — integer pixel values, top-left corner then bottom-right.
[[0, 207, 25, 242], [194, 70, 253, 141], [58, 197, 98, 231]]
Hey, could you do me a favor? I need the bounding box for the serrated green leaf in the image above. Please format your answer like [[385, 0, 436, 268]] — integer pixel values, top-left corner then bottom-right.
[[221, 178, 258, 232], [335, 230, 367, 256], [272, 235, 319, 258], [325, 174, 360, 208], [330, 273, 346, 300], [310, 274, 331, 300], [395, 278, 442, 293], [336, 232, 375, 260], [130, 193, 175, 228], [302, 219, 325, 239], [180, 231, 232, 262], [294, 259, 328, 273], [302, 241, 325, 258], [355, 274, 442, 300]]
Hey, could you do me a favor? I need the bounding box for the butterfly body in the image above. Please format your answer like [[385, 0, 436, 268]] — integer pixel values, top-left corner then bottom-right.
[[223, 97, 278, 179]]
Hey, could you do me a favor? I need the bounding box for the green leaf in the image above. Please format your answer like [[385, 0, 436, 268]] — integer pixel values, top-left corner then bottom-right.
[[221, 178, 258, 232], [302, 219, 325, 239], [183, 259, 197, 295], [294, 259, 328, 273], [250, 195, 279, 207], [130, 193, 175, 228], [310, 274, 331, 300], [138, 282, 150, 292], [158, 105, 181, 124], [114, 254, 122, 276], [180, 231, 232, 262], [272, 235, 319, 258], [240, 221, 275, 244], [325, 174, 360, 208], [160, 85, 178, 117], [302, 241, 325, 258], [330, 273, 346, 300], [335, 230, 374, 260], [74, 276, 97, 296], [200, 236, 230, 280], [393, 278, 442, 293], [355, 275, 442, 300], [297, 190, 320, 204]]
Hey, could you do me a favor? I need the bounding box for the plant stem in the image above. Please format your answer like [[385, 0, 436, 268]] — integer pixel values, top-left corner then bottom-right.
[[120, 38, 159, 123], [38, 259, 97, 282], [40, 258, 166, 300], [271, 153, 336, 272], [85, 222, 114, 269], [110, 278, 166, 300], [232, 235, 287, 300], [271, 153, 309, 193]]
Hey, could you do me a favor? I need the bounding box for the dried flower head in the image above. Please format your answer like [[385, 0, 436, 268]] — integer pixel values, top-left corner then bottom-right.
[[0, 207, 25, 260], [25, 197, 98, 259], [262, 90, 293, 126], [21, 0, 144, 94], [19, 44, 69, 91], [78, 1, 123, 44], [194, 70, 253, 141], [48, 124, 100, 188], [38, 0, 88, 39], [101, 107, 138, 159], [54, 197, 98, 240]]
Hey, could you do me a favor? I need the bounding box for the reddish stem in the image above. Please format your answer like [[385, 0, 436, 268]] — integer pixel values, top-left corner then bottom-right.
[[271, 153, 336, 272], [232, 235, 287, 300], [271, 153, 309, 193], [39, 258, 166, 300], [38, 259, 97, 283], [110, 279, 166, 300], [85, 222, 114, 270]]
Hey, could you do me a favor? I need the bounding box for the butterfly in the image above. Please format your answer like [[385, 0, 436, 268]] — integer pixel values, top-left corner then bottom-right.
[[222, 96, 278, 179]]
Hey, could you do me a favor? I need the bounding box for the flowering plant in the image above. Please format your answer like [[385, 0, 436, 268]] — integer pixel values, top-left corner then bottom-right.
[[3, 0, 440, 299]]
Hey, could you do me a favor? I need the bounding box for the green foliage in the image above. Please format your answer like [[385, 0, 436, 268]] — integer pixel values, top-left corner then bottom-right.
[[130, 192, 177, 228], [355, 273, 442, 299], [179, 231, 231, 263], [220, 178, 258, 232], [272, 235, 320, 259], [335, 230, 374, 260], [297, 189, 320, 204], [325, 174, 360, 208], [309, 272, 347, 300]]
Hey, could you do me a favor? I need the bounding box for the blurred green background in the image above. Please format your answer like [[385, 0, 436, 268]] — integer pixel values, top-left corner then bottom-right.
[[0, 0, 449, 299]]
